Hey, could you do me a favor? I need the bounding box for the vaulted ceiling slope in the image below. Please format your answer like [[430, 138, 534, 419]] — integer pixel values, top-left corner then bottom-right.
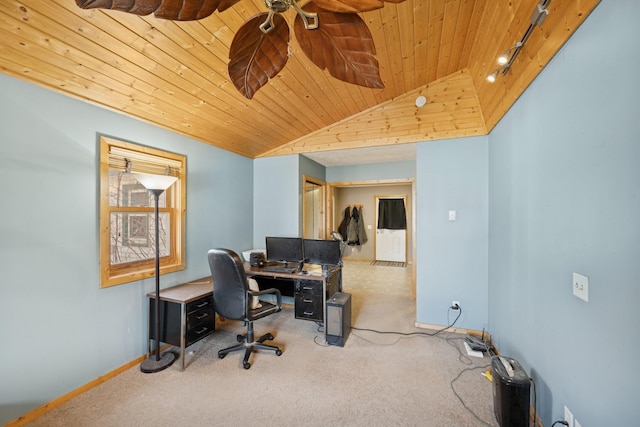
[[0, 0, 599, 159]]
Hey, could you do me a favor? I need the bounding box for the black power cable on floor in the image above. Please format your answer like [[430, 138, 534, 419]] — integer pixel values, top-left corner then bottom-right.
[[351, 304, 463, 337]]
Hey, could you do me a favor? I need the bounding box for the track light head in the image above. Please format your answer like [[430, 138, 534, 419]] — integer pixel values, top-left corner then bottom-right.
[[486, 70, 499, 83]]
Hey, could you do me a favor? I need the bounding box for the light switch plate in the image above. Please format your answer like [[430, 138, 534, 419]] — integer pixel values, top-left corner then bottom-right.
[[448, 210, 456, 221], [573, 273, 589, 302]]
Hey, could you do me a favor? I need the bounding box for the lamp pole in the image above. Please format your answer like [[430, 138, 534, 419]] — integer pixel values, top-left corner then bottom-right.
[[132, 173, 178, 373]]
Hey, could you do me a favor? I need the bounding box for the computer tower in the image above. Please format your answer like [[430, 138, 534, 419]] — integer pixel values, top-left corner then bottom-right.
[[326, 292, 351, 346], [491, 356, 531, 427]]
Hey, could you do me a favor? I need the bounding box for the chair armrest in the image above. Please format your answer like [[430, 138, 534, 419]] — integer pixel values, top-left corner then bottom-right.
[[249, 288, 282, 310]]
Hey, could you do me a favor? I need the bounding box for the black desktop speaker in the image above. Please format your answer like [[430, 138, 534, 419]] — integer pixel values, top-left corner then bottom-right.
[[326, 292, 351, 347], [250, 252, 265, 267], [491, 356, 531, 427]]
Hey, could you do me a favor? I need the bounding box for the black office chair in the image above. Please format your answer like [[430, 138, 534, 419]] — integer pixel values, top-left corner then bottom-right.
[[207, 248, 283, 369]]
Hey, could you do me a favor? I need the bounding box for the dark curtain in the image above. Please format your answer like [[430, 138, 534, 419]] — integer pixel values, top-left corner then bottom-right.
[[377, 198, 407, 230]]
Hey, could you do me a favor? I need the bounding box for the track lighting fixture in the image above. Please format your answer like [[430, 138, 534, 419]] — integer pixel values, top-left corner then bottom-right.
[[497, 42, 523, 66], [486, 0, 551, 83], [486, 70, 499, 83]]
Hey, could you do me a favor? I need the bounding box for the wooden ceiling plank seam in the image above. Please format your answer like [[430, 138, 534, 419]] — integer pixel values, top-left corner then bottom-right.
[[435, 0, 460, 78], [278, 4, 362, 122], [364, 8, 398, 98], [142, 18, 329, 137], [426, 0, 444, 83], [411, 0, 429, 86], [0, 44, 247, 143], [272, 70, 470, 152], [111, 13, 311, 138], [396, 1, 416, 91], [27, 1, 293, 151], [194, 8, 350, 134], [267, 125, 483, 154], [288, 61, 358, 126], [380, 4, 406, 95], [457, 0, 487, 70], [86, 12, 302, 144], [265, 70, 483, 156], [447, 0, 475, 74], [0, 11, 206, 118]]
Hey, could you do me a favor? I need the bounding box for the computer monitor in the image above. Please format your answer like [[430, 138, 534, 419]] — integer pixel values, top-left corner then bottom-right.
[[303, 239, 341, 266], [265, 237, 303, 263]]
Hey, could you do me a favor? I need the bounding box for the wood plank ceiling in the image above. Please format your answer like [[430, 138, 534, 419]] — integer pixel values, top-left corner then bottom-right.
[[0, 0, 600, 159]]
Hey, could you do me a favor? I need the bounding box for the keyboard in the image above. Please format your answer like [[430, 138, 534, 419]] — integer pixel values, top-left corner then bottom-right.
[[262, 266, 297, 274]]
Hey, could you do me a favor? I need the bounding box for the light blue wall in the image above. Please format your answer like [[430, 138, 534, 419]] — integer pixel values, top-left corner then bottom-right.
[[327, 160, 415, 182], [488, 1, 639, 425], [415, 136, 489, 330], [253, 155, 300, 248], [0, 74, 253, 424], [299, 155, 326, 183]]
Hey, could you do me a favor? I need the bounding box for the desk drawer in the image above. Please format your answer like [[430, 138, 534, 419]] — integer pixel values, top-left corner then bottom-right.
[[294, 280, 322, 296], [187, 296, 212, 313], [186, 323, 214, 346], [295, 293, 323, 321], [187, 306, 214, 330]]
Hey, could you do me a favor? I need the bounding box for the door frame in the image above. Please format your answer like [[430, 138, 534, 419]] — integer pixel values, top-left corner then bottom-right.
[[326, 178, 416, 299], [374, 194, 408, 263], [302, 175, 327, 239]]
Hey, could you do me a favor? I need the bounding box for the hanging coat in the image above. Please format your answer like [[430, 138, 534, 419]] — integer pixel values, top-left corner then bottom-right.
[[337, 207, 351, 241], [356, 207, 368, 245], [347, 207, 360, 245]]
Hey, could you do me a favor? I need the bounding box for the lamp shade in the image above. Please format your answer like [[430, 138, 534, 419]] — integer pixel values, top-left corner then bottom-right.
[[131, 172, 178, 191]]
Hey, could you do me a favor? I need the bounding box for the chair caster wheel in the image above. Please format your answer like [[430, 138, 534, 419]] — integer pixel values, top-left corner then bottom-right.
[[236, 335, 244, 342], [218, 353, 226, 359], [243, 362, 251, 369], [266, 333, 274, 340], [275, 349, 282, 356]]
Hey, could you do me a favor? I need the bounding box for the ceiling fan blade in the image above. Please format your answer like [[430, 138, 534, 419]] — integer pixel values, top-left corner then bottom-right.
[[294, 4, 384, 89], [228, 13, 290, 99], [217, 0, 242, 12], [75, 0, 225, 20], [310, 0, 384, 13]]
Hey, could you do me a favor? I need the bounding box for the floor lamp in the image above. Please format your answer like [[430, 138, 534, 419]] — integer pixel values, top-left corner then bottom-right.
[[132, 172, 179, 373]]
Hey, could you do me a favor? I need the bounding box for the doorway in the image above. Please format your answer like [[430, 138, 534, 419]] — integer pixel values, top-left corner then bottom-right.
[[302, 175, 326, 239], [375, 195, 408, 263], [327, 178, 416, 299]]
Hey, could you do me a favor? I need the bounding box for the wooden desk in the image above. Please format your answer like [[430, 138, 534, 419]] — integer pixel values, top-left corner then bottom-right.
[[147, 277, 215, 371], [244, 263, 340, 337]]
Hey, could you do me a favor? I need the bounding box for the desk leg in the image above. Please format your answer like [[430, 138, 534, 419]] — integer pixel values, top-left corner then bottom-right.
[[322, 278, 328, 344], [180, 303, 187, 371]]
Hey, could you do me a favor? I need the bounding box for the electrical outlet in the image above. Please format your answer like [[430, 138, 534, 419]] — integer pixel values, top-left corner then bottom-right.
[[452, 300, 460, 310], [564, 406, 574, 427]]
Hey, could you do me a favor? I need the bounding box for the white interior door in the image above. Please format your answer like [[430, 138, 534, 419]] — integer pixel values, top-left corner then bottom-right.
[[375, 196, 407, 262], [376, 229, 406, 262]]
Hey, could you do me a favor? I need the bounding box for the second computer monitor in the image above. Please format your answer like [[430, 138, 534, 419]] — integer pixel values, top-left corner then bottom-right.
[[303, 239, 341, 266], [265, 237, 303, 263]]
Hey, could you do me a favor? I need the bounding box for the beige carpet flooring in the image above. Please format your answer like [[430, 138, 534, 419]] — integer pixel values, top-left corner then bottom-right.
[[24, 260, 496, 426]]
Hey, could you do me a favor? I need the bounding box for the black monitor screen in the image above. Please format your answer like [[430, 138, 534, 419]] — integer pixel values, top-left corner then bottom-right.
[[265, 237, 303, 263], [303, 239, 341, 266]]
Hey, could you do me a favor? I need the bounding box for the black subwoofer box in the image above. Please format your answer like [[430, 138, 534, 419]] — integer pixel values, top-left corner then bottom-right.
[[326, 292, 351, 346], [491, 355, 531, 427]]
